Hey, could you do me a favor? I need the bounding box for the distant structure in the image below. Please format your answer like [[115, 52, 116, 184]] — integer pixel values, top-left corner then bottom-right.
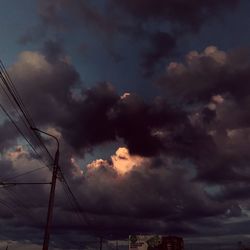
[[238, 241, 250, 250], [129, 235, 184, 250], [160, 236, 184, 250]]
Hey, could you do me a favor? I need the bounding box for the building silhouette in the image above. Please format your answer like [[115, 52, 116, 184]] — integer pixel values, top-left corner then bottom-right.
[[159, 236, 184, 250], [129, 235, 184, 250]]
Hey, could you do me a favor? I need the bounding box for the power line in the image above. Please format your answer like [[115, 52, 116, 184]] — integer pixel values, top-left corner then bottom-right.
[[58, 168, 91, 228], [0, 62, 54, 165], [60, 180, 90, 229], [2, 166, 47, 182], [2, 188, 39, 224], [0, 64, 53, 168], [0, 102, 41, 158], [0, 71, 48, 161], [0, 102, 52, 171], [0, 198, 15, 213], [0, 59, 93, 238]]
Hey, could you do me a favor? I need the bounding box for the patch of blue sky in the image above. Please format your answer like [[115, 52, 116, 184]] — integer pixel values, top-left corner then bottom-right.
[[63, 27, 154, 97], [75, 140, 124, 171], [180, 0, 250, 55], [0, 0, 39, 65]]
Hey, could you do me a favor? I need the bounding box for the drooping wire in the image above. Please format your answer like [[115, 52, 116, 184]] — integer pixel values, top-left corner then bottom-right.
[[58, 169, 92, 229], [60, 180, 90, 229], [0, 62, 54, 165], [0, 74, 51, 168], [0, 102, 41, 159], [3, 188, 40, 224], [0, 102, 52, 172], [2, 166, 47, 182], [0, 59, 93, 233], [0, 70, 47, 160], [0, 198, 15, 215]]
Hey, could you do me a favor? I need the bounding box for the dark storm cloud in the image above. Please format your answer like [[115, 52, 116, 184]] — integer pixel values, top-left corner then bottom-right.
[[2, 42, 250, 242], [38, 0, 115, 34], [2, 0, 250, 247], [0, 146, 90, 247], [9, 42, 81, 126], [33, 0, 240, 76], [59, 82, 118, 154], [156, 46, 250, 187], [157, 46, 250, 104], [0, 44, 217, 237], [109, 0, 238, 31], [64, 154, 235, 236], [141, 32, 176, 77], [0, 120, 18, 151], [8, 44, 187, 157], [1, 144, 228, 239], [37, 0, 239, 32], [0, 149, 51, 230], [0, 157, 15, 184], [212, 183, 250, 201], [8, 44, 250, 182], [108, 94, 186, 156], [7, 44, 250, 179], [62, 86, 186, 157]]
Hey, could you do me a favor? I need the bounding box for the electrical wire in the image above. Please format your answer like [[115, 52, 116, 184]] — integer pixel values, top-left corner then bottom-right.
[[0, 198, 16, 217], [0, 62, 53, 165], [0, 69, 48, 162], [58, 168, 91, 228], [60, 180, 89, 229], [0, 72, 54, 171], [3, 188, 39, 224], [0, 102, 41, 158], [2, 166, 47, 182], [0, 59, 93, 234], [0, 102, 52, 172]]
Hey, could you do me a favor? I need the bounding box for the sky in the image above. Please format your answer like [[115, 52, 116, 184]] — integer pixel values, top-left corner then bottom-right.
[[1, 0, 250, 249]]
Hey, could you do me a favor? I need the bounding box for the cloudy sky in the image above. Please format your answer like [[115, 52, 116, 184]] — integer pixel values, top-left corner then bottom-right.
[[1, 0, 250, 249]]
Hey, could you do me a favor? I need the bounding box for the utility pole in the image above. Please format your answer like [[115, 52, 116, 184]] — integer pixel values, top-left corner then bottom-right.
[[31, 128, 60, 250], [1, 127, 60, 250], [100, 237, 103, 250]]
